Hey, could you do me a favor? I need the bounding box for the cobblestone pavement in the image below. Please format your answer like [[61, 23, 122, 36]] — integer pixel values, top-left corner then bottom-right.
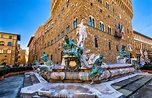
[[0, 75, 24, 98]]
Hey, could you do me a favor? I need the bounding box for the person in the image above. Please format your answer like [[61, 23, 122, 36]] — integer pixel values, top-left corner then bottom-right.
[[90, 54, 104, 84], [63, 35, 83, 58]]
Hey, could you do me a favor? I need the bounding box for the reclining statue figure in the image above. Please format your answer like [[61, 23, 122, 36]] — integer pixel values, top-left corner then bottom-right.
[[90, 54, 104, 84]]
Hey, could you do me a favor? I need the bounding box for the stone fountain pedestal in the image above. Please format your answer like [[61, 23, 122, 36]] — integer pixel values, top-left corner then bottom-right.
[[41, 64, 135, 84]]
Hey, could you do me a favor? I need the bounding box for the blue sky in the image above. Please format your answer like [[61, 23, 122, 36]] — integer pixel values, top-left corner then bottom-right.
[[0, 0, 152, 50], [0, 0, 50, 50], [132, 0, 152, 37]]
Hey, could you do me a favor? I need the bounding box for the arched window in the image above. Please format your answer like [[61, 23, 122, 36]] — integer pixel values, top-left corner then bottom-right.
[[73, 18, 78, 28], [7, 50, 11, 53], [8, 42, 12, 46], [88, 16, 95, 27], [100, 22, 104, 31], [0, 41, 4, 46]]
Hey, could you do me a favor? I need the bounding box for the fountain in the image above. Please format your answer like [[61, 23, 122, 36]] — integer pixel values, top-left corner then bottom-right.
[[21, 21, 146, 98]]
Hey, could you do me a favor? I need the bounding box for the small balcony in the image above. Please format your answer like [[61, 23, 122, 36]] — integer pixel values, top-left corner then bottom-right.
[[114, 32, 122, 38]]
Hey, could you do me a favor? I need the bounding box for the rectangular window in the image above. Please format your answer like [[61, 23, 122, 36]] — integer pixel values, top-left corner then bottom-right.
[[61, 8, 64, 14], [73, 19, 78, 29], [61, 31, 64, 37], [58, 34, 60, 40], [0, 41, 4, 46], [1, 35, 4, 38], [50, 55, 53, 60], [108, 27, 112, 34], [94, 38, 98, 48], [8, 42, 12, 46], [113, 8, 115, 13], [9, 36, 12, 39], [66, 26, 70, 33], [98, 0, 102, 3], [47, 42, 49, 46], [106, 3, 110, 10], [0, 50, 3, 53], [116, 45, 119, 51], [51, 40, 53, 45], [92, 19, 95, 27], [58, 14, 60, 19], [7, 50, 11, 53], [109, 42, 111, 50], [66, 0, 70, 7]]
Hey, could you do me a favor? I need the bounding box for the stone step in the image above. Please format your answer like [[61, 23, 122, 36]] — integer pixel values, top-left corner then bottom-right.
[[112, 75, 143, 90], [30, 74, 40, 85], [23, 74, 32, 87], [118, 77, 151, 97]]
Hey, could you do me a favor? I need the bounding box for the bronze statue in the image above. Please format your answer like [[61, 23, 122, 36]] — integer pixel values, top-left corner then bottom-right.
[[40, 52, 49, 62], [119, 45, 130, 59], [63, 35, 84, 58], [90, 54, 104, 84]]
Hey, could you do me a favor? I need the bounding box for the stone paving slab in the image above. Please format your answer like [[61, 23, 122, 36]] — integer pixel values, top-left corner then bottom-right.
[[24, 74, 32, 87]]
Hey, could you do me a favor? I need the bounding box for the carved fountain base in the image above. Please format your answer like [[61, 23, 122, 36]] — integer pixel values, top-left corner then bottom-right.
[[41, 64, 135, 83]]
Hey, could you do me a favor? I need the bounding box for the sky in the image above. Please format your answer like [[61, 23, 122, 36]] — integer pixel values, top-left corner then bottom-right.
[[0, 0, 152, 51], [0, 0, 50, 50], [132, 0, 152, 37]]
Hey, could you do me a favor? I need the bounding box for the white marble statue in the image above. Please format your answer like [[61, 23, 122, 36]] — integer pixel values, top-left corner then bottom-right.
[[144, 50, 150, 62], [140, 44, 145, 63], [76, 20, 87, 48]]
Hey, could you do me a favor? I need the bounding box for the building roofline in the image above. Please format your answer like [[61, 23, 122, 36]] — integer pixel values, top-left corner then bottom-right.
[[0, 32, 21, 41], [133, 30, 152, 40], [27, 37, 34, 47]]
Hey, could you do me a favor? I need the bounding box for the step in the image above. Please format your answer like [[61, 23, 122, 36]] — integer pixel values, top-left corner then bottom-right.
[[23, 74, 32, 87], [112, 75, 143, 90], [30, 74, 40, 84], [118, 77, 151, 97]]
